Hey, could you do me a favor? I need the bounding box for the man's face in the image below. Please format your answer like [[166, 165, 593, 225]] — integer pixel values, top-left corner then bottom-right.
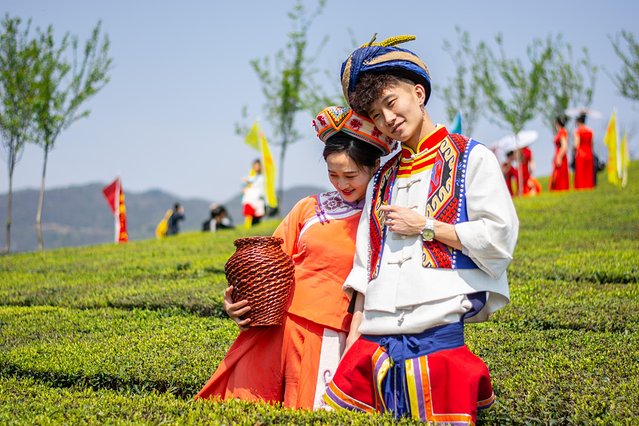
[[367, 81, 426, 144]]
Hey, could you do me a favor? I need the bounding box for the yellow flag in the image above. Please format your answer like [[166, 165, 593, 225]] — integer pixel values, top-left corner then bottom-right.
[[244, 122, 261, 151], [621, 131, 630, 188], [259, 127, 278, 208], [604, 111, 621, 186]]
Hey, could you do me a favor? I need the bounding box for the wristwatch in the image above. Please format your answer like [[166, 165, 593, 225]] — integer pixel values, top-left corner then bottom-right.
[[421, 218, 435, 242]]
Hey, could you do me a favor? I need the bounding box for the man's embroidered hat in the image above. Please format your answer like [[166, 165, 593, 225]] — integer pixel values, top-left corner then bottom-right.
[[340, 34, 431, 106], [313, 106, 396, 155]]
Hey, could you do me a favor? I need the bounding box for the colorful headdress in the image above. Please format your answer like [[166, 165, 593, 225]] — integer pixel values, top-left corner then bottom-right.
[[313, 106, 396, 155], [340, 34, 431, 106]]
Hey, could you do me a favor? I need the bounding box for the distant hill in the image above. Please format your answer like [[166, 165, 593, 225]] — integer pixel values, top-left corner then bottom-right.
[[0, 183, 326, 252]]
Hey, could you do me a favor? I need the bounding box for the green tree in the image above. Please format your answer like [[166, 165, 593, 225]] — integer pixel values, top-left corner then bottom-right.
[[33, 22, 112, 250], [238, 0, 339, 209], [476, 34, 553, 195], [438, 27, 484, 135], [0, 15, 40, 253], [540, 35, 597, 132], [610, 30, 639, 102]]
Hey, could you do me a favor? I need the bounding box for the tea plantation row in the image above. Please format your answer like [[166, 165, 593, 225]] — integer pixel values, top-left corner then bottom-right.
[[1, 164, 637, 424]]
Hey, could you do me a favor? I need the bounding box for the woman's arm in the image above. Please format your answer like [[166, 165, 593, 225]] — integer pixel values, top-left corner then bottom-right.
[[557, 132, 568, 166], [343, 291, 364, 356]]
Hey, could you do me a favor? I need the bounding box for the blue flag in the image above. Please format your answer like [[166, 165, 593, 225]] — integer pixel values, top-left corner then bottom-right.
[[450, 111, 462, 134]]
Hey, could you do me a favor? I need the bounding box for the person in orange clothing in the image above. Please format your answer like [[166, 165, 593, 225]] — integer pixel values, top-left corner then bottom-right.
[[573, 112, 595, 189], [550, 114, 570, 191], [195, 106, 395, 410]]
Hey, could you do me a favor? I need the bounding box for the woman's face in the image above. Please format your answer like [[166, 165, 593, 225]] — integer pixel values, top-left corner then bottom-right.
[[325, 151, 374, 203]]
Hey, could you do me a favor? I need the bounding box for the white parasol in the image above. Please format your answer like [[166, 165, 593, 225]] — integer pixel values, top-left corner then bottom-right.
[[564, 107, 603, 119], [491, 130, 539, 153]]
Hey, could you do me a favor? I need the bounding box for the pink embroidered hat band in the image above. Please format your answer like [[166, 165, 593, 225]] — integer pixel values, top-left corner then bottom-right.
[[312, 105, 396, 156]]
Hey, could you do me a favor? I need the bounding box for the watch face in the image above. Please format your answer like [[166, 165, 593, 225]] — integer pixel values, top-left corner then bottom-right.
[[422, 228, 435, 241]]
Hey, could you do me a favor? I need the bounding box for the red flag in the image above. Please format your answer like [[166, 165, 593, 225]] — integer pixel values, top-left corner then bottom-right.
[[102, 178, 128, 243], [102, 179, 118, 213]]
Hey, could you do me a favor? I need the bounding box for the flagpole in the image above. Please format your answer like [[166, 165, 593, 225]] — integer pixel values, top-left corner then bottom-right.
[[114, 177, 120, 243], [614, 108, 621, 182]]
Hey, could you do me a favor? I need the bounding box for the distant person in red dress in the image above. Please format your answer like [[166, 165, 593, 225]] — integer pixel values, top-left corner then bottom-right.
[[550, 114, 570, 191], [520, 147, 532, 192], [501, 150, 518, 196], [573, 112, 595, 190]]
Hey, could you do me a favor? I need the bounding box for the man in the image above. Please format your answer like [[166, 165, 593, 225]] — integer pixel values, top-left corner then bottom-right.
[[324, 35, 519, 424]]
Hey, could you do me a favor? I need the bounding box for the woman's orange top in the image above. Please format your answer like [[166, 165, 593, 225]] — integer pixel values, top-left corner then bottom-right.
[[273, 191, 362, 332]]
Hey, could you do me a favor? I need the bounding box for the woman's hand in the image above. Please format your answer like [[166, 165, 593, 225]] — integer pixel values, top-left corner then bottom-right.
[[380, 204, 425, 236], [224, 286, 252, 330]]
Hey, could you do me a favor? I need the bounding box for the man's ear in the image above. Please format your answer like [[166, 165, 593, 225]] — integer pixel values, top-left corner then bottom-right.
[[414, 83, 426, 104]]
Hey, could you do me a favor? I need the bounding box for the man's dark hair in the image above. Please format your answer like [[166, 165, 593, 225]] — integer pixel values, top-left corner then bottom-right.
[[349, 73, 415, 116]]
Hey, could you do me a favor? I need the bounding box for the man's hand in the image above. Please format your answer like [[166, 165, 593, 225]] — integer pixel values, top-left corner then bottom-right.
[[380, 204, 425, 235]]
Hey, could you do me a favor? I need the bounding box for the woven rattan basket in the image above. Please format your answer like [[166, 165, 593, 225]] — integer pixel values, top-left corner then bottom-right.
[[225, 236, 295, 327]]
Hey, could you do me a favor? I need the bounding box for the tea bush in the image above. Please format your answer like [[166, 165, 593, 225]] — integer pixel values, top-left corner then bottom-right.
[[1, 165, 637, 424]]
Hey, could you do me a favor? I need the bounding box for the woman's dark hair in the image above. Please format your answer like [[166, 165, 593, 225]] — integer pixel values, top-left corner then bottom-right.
[[322, 134, 382, 170], [576, 112, 587, 124], [555, 113, 568, 127]]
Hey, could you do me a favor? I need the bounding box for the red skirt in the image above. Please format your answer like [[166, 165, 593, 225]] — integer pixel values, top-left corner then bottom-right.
[[324, 336, 494, 424], [574, 149, 595, 189], [550, 155, 570, 191]]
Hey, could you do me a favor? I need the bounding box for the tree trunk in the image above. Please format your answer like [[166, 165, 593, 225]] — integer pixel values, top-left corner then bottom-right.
[[516, 148, 524, 196], [4, 145, 15, 254], [277, 135, 288, 214], [36, 145, 50, 251]]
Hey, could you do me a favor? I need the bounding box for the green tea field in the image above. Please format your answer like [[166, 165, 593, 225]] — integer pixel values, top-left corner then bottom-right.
[[1, 163, 638, 425]]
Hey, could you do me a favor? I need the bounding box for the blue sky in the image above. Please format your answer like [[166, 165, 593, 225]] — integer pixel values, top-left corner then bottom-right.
[[2, 0, 637, 203]]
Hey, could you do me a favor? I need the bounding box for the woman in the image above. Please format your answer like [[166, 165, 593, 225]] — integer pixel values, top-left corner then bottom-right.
[[241, 159, 266, 228], [550, 114, 570, 191], [195, 106, 394, 409], [573, 112, 595, 189]]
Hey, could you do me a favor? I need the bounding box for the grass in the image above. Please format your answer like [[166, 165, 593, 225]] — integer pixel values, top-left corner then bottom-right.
[[1, 164, 638, 424]]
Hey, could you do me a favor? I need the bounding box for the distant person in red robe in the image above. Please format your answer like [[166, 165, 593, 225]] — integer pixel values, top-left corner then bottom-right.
[[520, 147, 532, 191], [501, 150, 518, 196], [550, 114, 570, 191], [573, 112, 595, 190]]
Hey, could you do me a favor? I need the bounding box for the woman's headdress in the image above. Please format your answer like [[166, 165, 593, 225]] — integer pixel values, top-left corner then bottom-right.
[[312, 105, 396, 155]]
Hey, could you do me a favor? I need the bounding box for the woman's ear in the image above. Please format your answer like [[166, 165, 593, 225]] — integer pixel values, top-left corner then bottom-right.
[[372, 158, 381, 175]]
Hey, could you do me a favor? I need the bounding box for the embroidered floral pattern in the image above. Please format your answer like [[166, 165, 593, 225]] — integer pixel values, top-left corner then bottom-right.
[[314, 191, 362, 224]]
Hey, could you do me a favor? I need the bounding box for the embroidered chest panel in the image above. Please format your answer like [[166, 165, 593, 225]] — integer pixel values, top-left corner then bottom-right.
[[368, 133, 478, 281]]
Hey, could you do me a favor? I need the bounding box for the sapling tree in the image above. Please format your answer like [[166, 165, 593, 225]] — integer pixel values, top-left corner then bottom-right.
[[610, 30, 639, 102], [0, 15, 40, 253], [32, 22, 112, 250], [476, 34, 553, 195], [438, 27, 484, 135]]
